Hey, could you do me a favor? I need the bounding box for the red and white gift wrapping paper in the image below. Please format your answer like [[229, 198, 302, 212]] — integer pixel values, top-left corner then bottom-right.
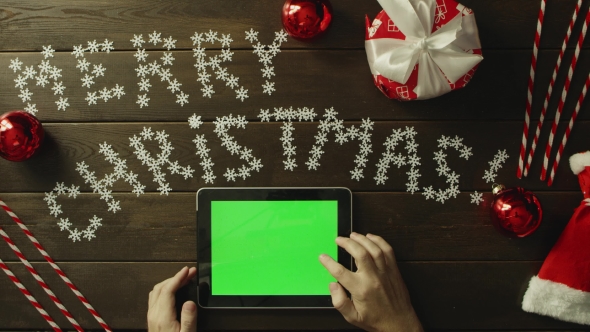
[[365, 0, 483, 101]]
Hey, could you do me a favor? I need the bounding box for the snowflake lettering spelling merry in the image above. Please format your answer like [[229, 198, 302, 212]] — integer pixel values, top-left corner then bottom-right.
[[9, 29, 288, 113]]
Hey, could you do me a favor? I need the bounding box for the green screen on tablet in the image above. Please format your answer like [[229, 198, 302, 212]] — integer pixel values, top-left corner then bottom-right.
[[211, 200, 338, 296]]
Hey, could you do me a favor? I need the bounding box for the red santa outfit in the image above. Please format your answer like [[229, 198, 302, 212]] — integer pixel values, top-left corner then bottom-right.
[[522, 151, 590, 325]]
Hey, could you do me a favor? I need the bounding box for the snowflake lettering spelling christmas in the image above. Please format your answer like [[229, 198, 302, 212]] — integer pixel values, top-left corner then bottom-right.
[[42, 104, 509, 242]]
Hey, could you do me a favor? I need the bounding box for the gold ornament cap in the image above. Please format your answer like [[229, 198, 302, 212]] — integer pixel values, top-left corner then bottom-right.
[[492, 183, 505, 195]]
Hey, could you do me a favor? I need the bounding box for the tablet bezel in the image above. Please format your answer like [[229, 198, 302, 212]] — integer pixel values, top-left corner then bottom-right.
[[196, 187, 352, 309]]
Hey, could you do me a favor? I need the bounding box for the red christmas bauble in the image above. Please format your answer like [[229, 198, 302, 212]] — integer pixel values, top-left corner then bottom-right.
[[281, 0, 333, 39], [0, 111, 44, 162], [490, 184, 542, 238]]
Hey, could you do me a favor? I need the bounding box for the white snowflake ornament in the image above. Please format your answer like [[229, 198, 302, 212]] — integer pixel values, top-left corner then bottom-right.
[[375, 126, 421, 193], [482, 150, 509, 183], [246, 29, 287, 95], [423, 134, 472, 204], [470, 191, 484, 205]]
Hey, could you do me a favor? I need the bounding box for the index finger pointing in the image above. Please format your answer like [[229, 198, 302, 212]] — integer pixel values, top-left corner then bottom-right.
[[319, 254, 355, 289]]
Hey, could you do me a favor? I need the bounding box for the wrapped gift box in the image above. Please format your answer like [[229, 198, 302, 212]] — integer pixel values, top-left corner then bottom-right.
[[365, 0, 483, 101]]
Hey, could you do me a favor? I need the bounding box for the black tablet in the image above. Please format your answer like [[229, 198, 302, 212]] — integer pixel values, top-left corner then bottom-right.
[[196, 187, 352, 308]]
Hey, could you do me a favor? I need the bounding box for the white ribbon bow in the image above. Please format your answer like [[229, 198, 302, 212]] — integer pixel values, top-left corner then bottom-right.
[[366, 0, 483, 99]]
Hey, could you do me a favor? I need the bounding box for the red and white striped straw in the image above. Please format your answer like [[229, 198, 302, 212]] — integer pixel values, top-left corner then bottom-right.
[[517, 0, 547, 179], [548, 73, 590, 186], [0, 199, 112, 332], [523, 0, 583, 177], [0, 227, 83, 331], [0, 257, 62, 332], [541, 8, 590, 181]]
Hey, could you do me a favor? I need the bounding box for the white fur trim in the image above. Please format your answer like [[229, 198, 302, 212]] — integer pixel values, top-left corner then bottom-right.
[[569, 151, 590, 175], [522, 276, 590, 325]]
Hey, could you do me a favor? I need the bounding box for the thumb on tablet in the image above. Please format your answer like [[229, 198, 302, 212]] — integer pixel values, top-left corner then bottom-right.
[[180, 301, 197, 332]]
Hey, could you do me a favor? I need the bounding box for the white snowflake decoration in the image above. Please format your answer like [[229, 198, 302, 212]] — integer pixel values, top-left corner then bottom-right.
[[45, 182, 105, 243], [188, 114, 216, 184], [483, 149, 509, 183], [73, 39, 125, 106], [51, 81, 66, 96], [9, 58, 23, 72], [136, 94, 150, 108], [55, 97, 69, 111], [235, 86, 249, 102], [191, 30, 248, 100], [262, 81, 276, 95], [133, 32, 187, 108], [246, 29, 288, 95], [78, 143, 145, 208], [24, 103, 38, 115], [47, 127, 195, 242], [213, 114, 263, 182], [263, 107, 374, 181], [374, 126, 421, 193], [9, 45, 70, 113], [470, 191, 484, 205], [130, 34, 145, 48], [423, 135, 472, 204], [130, 127, 195, 194], [348, 118, 374, 181], [41, 45, 55, 59], [258, 107, 317, 171], [18, 88, 32, 102], [149, 31, 162, 45]]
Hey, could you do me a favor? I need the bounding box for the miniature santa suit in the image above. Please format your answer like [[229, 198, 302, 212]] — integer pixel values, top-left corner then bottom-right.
[[522, 151, 590, 325]]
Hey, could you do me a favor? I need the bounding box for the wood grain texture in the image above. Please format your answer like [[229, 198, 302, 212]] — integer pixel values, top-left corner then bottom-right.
[[0, 121, 586, 193], [0, 0, 588, 51], [0, 192, 581, 262], [0, 262, 586, 330], [1, 0, 588, 330], [2, 49, 590, 122]]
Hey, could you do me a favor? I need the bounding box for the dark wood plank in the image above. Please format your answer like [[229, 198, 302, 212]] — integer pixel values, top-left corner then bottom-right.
[[2, 49, 590, 122], [0, 262, 586, 330], [1, 1, 586, 331], [0, 0, 587, 51], [0, 192, 580, 262], [0, 121, 586, 193]]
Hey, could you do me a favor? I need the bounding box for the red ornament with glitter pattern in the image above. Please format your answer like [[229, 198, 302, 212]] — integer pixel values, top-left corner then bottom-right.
[[0, 111, 44, 162]]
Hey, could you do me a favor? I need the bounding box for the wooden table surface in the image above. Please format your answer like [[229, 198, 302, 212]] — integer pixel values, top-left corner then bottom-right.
[[1, 0, 589, 330]]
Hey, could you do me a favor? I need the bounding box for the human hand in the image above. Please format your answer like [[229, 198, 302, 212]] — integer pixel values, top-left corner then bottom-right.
[[319, 233, 423, 332], [148, 266, 198, 332]]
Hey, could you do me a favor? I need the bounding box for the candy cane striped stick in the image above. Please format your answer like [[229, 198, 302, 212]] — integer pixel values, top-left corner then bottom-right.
[[523, 0, 583, 177], [517, 0, 547, 179], [541, 8, 590, 181], [547, 73, 590, 186], [0, 227, 83, 331], [0, 199, 111, 332], [0, 257, 62, 332]]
